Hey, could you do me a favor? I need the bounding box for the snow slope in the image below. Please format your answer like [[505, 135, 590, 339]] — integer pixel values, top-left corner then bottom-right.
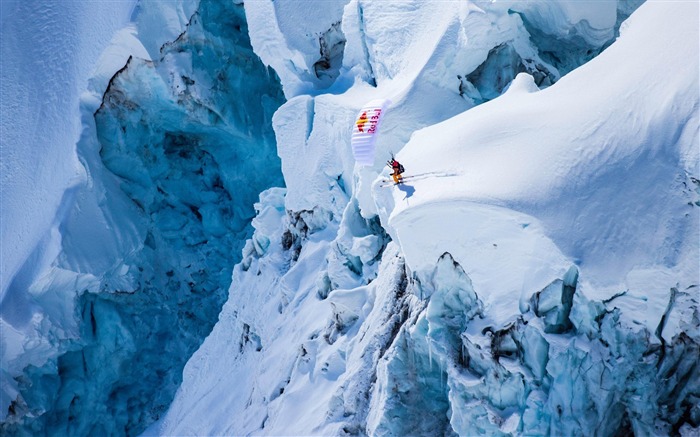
[[154, 1, 698, 436], [379, 1, 699, 332], [0, 0, 136, 299], [1, 0, 137, 419]]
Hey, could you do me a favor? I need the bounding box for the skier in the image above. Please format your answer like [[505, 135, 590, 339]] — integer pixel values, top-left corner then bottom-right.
[[387, 156, 405, 184]]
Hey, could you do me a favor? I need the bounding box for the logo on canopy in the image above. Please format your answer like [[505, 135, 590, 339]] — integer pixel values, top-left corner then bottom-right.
[[356, 111, 368, 132], [356, 109, 381, 134]]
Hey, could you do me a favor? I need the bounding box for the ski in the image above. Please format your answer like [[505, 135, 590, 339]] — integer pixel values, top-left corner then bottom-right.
[[379, 171, 458, 187], [379, 173, 427, 185], [380, 171, 457, 185], [380, 174, 416, 184]]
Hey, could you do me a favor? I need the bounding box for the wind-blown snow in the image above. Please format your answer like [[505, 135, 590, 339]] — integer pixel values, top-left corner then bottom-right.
[[1, 0, 137, 418], [0, 0, 136, 300]]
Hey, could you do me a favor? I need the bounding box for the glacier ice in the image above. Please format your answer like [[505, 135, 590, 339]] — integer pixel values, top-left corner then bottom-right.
[[2, 0, 284, 435], [3, 0, 699, 436], [369, 254, 699, 436], [530, 266, 578, 334]]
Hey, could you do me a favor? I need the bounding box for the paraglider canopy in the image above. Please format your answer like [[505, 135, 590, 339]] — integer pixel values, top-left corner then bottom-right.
[[351, 99, 391, 167]]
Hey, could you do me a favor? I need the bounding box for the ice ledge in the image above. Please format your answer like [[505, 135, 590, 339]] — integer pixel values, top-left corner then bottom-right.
[[388, 200, 570, 328]]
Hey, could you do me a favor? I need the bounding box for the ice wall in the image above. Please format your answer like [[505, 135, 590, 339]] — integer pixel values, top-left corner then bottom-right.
[[2, 0, 284, 435], [368, 256, 699, 436]]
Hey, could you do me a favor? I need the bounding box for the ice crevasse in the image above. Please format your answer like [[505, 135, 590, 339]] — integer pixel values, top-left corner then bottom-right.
[[1, 0, 698, 436], [2, 0, 284, 435]]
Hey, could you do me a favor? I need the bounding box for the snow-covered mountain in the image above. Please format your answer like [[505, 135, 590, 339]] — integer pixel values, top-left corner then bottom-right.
[[1, 0, 698, 436]]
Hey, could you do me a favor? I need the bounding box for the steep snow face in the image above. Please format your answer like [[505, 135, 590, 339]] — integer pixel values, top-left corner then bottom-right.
[[0, 0, 136, 297], [153, 1, 698, 436], [152, 194, 401, 436], [1, 0, 137, 423], [2, 1, 284, 435]]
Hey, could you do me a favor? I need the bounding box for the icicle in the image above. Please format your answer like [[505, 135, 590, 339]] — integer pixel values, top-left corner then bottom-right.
[[410, 339, 416, 371], [439, 355, 444, 389], [427, 336, 433, 372]]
